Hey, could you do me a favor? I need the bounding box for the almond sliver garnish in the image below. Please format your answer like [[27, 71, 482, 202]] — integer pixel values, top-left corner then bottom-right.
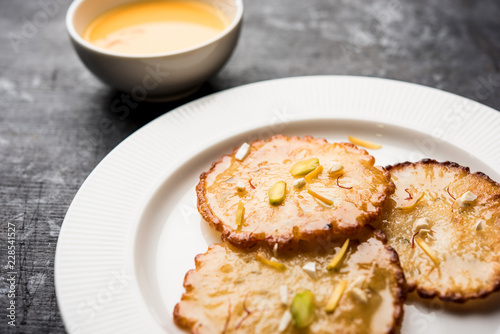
[[290, 158, 320, 177], [269, 181, 287, 205], [348, 136, 382, 149]]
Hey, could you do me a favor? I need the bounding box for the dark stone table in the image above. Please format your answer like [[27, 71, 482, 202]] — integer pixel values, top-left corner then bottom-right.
[[1, 0, 499, 332]]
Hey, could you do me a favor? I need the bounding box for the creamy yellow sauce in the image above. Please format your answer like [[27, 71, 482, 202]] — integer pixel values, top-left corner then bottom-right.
[[83, 1, 230, 55]]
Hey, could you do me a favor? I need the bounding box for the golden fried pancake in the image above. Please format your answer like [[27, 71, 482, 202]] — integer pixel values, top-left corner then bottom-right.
[[197, 135, 394, 248], [174, 230, 406, 334], [378, 159, 500, 302]]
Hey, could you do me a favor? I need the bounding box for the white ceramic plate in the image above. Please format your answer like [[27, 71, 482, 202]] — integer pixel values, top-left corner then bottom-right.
[[55, 76, 500, 334]]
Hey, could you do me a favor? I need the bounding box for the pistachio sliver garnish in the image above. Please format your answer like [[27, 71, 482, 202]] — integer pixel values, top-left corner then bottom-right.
[[290, 158, 320, 177], [305, 165, 323, 183], [398, 192, 425, 210], [307, 188, 333, 206], [291, 290, 315, 328], [415, 236, 440, 265], [325, 280, 347, 313], [269, 181, 287, 205], [347, 136, 382, 149], [256, 252, 286, 271], [235, 202, 245, 229], [327, 238, 350, 271]]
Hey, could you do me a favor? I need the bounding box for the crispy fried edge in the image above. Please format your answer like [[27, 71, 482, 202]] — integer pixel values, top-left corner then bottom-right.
[[173, 244, 221, 332], [385, 159, 500, 303], [196, 135, 395, 249], [174, 230, 407, 334]]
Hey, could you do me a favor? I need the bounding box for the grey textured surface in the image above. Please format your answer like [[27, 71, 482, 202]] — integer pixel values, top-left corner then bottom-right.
[[1, 0, 499, 333]]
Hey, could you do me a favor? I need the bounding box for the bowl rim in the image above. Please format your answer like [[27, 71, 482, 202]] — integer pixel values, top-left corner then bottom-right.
[[66, 0, 244, 59]]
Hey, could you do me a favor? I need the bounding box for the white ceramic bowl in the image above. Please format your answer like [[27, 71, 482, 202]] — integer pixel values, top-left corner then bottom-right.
[[66, 0, 243, 101]]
